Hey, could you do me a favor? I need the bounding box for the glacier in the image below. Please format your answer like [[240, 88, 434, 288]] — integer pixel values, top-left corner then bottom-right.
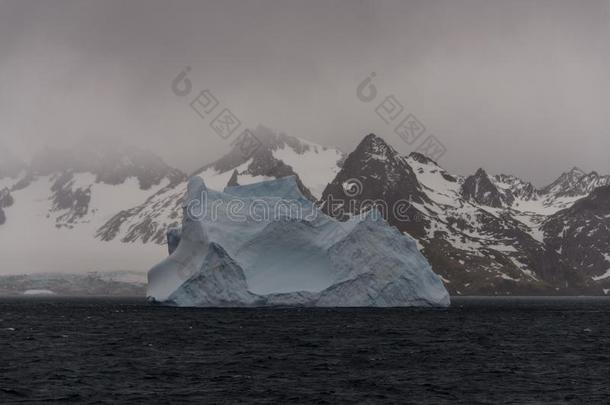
[[147, 175, 450, 307]]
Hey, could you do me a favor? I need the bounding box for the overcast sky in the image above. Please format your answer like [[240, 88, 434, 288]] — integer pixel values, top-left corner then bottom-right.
[[1, 0, 609, 186]]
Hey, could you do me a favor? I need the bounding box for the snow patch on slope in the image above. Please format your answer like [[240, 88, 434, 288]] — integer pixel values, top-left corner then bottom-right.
[[272, 141, 343, 199], [0, 174, 169, 273]]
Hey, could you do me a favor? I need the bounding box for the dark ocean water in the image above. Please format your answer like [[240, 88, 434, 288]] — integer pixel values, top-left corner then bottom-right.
[[1, 297, 609, 404]]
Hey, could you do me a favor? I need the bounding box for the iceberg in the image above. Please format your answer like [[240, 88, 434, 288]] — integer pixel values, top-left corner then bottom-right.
[[147, 176, 450, 307]]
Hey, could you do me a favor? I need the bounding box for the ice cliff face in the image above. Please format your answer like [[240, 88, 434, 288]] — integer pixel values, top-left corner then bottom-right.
[[147, 175, 450, 307]]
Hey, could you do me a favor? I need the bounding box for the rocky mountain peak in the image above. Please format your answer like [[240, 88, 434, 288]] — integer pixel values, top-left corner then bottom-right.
[[320, 133, 430, 238], [200, 125, 335, 171], [462, 168, 514, 208], [541, 167, 584, 194], [356, 133, 398, 159], [493, 173, 539, 201], [541, 166, 610, 198], [474, 168, 487, 177], [340, 134, 410, 182], [192, 125, 344, 200]]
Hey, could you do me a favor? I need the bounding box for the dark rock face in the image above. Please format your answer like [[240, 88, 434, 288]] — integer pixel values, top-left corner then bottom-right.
[[196, 125, 320, 175], [419, 196, 592, 295], [0, 188, 14, 208], [239, 148, 316, 201], [321, 134, 430, 238], [227, 170, 239, 187], [408, 152, 437, 165], [197, 125, 319, 201], [493, 174, 538, 201], [0, 148, 25, 226], [542, 186, 610, 286], [462, 168, 514, 208], [49, 172, 92, 227]]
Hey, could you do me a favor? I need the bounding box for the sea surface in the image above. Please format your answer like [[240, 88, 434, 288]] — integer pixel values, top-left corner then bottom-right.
[[1, 297, 609, 404]]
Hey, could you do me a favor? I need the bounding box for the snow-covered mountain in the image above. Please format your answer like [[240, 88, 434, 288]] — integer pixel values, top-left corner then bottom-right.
[[96, 125, 344, 245], [542, 185, 610, 289], [0, 127, 343, 276], [541, 167, 610, 197], [492, 174, 538, 202], [1, 129, 607, 296], [0, 141, 185, 274], [321, 134, 609, 295]]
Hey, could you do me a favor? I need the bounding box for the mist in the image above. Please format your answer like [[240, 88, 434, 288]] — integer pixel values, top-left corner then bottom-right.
[[1, 0, 610, 186]]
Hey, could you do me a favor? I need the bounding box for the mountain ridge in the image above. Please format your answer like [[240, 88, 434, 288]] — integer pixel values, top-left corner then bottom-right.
[[1, 130, 608, 295]]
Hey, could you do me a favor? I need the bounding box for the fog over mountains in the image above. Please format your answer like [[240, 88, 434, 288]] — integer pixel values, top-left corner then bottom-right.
[[0, 126, 609, 295], [3, 1, 610, 187]]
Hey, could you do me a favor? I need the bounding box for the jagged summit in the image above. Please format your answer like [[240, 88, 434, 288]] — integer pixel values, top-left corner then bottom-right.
[[321, 133, 430, 238], [325, 133, 412, 182], [540, 167, 585, 195], [492, 174, 539, 202], [197, 125, 339, 172], [461, 168, 514, 208], [353, 133, 400, 161], [194, 125, 343, 199], [540, 166, 609, 198]]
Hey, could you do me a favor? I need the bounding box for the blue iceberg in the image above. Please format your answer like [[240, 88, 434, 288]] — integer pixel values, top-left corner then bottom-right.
[[147, 176, 449, 307]]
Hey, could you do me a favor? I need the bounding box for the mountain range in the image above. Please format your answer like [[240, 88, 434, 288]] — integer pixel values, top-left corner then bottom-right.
[[1, 126, 608, 295]]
